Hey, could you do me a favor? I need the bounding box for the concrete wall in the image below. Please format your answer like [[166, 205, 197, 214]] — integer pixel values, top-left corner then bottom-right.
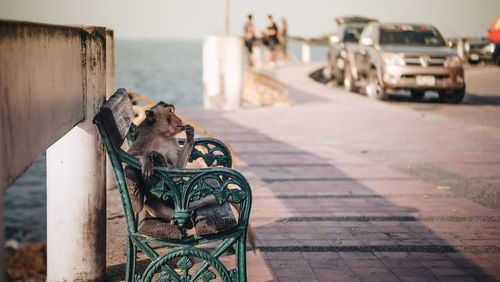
[[0, 20, 109, 281], [0, 21, 85, 192]]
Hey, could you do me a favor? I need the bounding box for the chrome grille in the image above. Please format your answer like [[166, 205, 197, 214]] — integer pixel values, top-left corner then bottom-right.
[[403, 56, 446, 66]]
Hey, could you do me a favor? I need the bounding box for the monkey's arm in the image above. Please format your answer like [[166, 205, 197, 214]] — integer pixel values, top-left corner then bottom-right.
[[176, 125, 194, 168], [141, 151, 167, 178]]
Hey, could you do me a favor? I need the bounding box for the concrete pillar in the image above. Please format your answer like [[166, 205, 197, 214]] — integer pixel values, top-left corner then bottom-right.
[[302, 41, 311, 64], [46, 26, 107, 281], [105, 29, 116, 191], [203, 35, 243, 110]]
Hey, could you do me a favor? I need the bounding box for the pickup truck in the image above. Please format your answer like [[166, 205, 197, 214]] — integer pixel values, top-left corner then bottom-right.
[[326, 16, 377, 85], [343, 22, 465, 103]]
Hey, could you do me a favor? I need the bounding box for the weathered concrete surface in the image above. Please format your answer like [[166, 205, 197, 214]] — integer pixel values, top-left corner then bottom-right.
[[106, 63, 500, 281], [106, 29, 118, 191], [1, 21, 110, 281], [46, 25, 107, 282], [0, 21, 85, 192]]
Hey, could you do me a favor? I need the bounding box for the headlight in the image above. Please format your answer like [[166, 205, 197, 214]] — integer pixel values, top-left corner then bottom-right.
[[445, 55, 461, 67], [483, 43, 495, 53], [382, 53, 405, 66]]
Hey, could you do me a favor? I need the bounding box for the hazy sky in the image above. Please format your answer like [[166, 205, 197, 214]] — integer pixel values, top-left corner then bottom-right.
[[0, 0, 498, 39]]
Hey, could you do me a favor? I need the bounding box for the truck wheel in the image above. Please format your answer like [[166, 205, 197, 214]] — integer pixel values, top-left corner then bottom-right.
[[343, 63, 357, 92], [335, 58, 345, 85], [366, 69, 388, 100], [336, 68, 344, 86], [438, 88, 465, 104], [326, 52, 334, 80], [410, 90, 425, 100]]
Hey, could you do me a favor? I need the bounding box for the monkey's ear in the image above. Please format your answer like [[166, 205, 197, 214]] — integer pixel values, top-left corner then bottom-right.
[[145, 110, 155, 123]]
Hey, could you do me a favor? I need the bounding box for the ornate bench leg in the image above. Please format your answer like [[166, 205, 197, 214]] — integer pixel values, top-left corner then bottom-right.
[[125, 237, 137, 282], [236, 235, 248, 282]]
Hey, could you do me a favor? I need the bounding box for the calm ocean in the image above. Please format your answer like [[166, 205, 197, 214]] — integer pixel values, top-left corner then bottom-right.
[[4, 39, 327, 244]]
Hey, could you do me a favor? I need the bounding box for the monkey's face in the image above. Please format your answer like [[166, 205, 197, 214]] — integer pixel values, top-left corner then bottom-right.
[[145, 102, 184, 137]]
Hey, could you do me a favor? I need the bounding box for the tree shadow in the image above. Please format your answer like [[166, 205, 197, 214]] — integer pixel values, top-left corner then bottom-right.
[[163, 113, 499, 281], [104, 112, 499, 281]]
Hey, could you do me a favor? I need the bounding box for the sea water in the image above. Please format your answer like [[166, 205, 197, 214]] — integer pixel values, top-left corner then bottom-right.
[[4, 39, 327, 244]]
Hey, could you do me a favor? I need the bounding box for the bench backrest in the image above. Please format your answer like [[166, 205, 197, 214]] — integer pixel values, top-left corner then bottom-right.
[[93, 88, 137, 232], [97, 88, 135, 149]]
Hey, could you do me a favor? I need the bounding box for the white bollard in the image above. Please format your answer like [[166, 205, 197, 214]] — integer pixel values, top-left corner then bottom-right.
[[46, 27, 107, 281], [253, 45, 263, 67], [302, 42, 311, 64], [203, 35, 243, 110]]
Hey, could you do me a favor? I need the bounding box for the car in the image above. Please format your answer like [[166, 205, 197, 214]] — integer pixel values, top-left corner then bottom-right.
[[464, 38, 500, 65], [344, 22, 465, 103], [326, 16, 377, 85]]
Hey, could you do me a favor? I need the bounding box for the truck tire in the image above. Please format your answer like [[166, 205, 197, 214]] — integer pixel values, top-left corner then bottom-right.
[[366, 69, 388, 100], [343, 63, 357, 92], [410, 90, 425, 100], [438, 88, 465, 104], [335, 58, 345, 85]]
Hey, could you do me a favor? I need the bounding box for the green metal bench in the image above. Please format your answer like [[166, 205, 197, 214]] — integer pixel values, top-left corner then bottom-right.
[[93, 89, 252, 282]]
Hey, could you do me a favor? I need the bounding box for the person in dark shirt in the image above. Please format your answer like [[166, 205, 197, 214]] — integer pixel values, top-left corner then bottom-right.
[[265, 15, 279, 64], [243, 14, 255, 67]]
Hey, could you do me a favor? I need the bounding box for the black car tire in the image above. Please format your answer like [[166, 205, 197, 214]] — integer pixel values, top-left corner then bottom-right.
[[410, 90, 425, 100], [438, 88, 465, 104]]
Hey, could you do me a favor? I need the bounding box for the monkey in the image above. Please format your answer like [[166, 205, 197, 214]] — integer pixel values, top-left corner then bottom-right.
[[125, 101, 196, 220], [124, 101, 256, 251]]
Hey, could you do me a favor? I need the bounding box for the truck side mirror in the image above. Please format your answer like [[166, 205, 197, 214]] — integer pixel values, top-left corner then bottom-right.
[[330, 35, 340, 44], [360, 37, 374, 46]]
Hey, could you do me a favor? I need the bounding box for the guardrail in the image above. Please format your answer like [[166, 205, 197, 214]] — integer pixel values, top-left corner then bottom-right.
[[0, 20, 113, 281], [242, 67, 289, 107]]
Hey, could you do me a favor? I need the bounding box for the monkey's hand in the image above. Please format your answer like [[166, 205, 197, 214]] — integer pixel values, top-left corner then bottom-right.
[[142, 152, 156, 179], [182, 124, 194, 143]]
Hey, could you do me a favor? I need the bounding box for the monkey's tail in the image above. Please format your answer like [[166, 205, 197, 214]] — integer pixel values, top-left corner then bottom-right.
[[247, 224, 257, 254], [230, 202, 257, 254]]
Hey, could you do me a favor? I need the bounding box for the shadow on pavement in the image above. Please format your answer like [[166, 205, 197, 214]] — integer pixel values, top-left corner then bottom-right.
[[133, 113, 499, 282]]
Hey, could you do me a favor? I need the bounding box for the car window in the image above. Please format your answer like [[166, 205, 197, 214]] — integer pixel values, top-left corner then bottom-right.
[[379, 24, 446, 46], [343, 26, 364, 43]]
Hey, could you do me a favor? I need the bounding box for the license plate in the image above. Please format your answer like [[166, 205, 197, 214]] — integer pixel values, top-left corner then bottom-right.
[[470, 53, 479, 60], [416, 75, 435, 86]]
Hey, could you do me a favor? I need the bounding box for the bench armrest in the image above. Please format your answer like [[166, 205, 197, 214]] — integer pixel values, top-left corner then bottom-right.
[[179, 137, 233, 168], [117, 149, 251, 228]]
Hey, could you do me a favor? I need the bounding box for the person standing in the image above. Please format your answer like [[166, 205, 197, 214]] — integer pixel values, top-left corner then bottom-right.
[[244, 14, 255, 67], [265, 15, 279, 65], [278, 17, 288, 63]]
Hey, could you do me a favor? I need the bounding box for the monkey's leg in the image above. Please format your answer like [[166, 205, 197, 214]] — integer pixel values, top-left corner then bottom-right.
[[144, 197, 175, 220], [124, 165, 145, 213]]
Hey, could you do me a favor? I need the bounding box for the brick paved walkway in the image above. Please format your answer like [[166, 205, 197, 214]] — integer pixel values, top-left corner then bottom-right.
[[106, 64, 500, 281]]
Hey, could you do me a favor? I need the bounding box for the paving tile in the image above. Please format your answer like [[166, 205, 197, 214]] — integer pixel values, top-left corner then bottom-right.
[[396, 276, 440, 282], [390, 267, 436, 277], [351, 268, 400, 282]]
